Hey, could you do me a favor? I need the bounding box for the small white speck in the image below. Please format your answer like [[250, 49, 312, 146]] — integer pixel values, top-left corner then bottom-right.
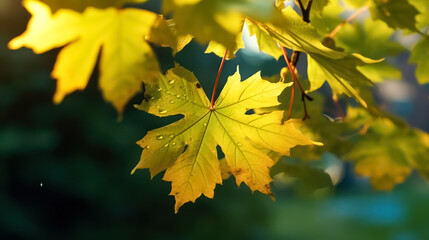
[[40, 182, 43, 187]]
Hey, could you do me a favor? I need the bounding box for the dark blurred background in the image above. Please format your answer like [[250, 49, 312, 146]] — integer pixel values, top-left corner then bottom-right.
[[1, 0, 429, 239]]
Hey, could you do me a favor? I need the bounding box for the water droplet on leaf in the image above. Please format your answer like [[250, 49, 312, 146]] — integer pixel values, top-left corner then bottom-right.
[[237, 142, 242, 146], [168, 80, 175, 84], [170, 100, 175, 104], [159, 109, 167, 114], [156, 135, 164, 140]]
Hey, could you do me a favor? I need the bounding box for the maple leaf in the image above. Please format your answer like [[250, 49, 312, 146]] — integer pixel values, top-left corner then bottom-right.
[[334, 19, 405, 82], [409, 0, 429, 30], [9, 0, 159, 113], [146, 17, 193, 55], [369, 0, 420, 32], [132, 65, 315, 212], [162, 0, 274, 54], [204, 35, 244, 60], [345, 107, 429, 190], [247, 7, 381, 109], [39, 0, 148, 12], [309, 0, 344, 36], [409, 36, 429, 85]]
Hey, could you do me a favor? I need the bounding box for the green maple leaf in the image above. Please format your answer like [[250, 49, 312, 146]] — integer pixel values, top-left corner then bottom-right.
[[369, 0, 420, 32], [307, 53, 379, 108], [9, 0, 159, 113], [248, 7, 380, 108], [132, 65, 316, 212], [39, 0, 148, 12], [345, 107, 429, 190], [409, 36, 429, 85]]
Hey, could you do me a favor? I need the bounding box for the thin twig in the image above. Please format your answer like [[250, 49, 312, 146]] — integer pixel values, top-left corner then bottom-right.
[[281, 47, 297, 119], [281, 46, 312, 120]]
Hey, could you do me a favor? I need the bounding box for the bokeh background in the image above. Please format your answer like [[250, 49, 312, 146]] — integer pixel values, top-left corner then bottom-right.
[[1, 0, 429, 239]]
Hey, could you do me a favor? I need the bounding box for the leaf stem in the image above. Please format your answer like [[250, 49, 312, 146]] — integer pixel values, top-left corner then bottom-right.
[[281, 46, 312, 120], [329, 6, 368, 38], [281, 46, 297, 119], [210, 50, 228, 110]]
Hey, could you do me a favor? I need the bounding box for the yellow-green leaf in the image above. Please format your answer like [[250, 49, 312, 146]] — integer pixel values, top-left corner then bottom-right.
[[9, 0, 159, 113], [409, 36, 429, 85], [345, 107, 429, 190], [133, 65, 315, 212], [308, 53, 380, 108], [409, 0, 429, 30], [245, 19, 283, 60], [204, 34, 244, 60], [248, 7, 344, 59], [163, 0, 274, 54], [248, 7, 381, 109], [39, 0, 148, 12], [309, 0, 344, 36]]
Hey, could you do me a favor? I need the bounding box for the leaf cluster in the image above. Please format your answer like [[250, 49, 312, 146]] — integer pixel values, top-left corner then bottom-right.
[[8, 0, 429, 212]]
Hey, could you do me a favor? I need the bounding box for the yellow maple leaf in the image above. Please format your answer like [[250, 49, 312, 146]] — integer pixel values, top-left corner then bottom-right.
[[132, 65, 317, 212], [9, 0, 159, 113]]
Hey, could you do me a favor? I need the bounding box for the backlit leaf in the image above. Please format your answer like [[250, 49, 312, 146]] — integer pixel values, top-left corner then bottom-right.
[[248, 7, 380, 109], [204, 34, 244, 60], [133, 65, 315, 212], [245, 19, 283, 60], [163, 0, 274, 54], [409, 0, 429, 30], [309, 0, 344, 36], [9, 0, 159, 113]]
